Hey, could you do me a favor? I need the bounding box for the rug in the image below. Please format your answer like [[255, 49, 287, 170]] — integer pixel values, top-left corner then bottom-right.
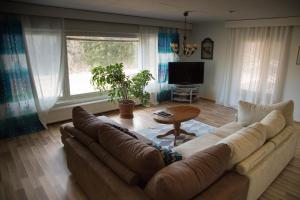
[[138, 119, 214, 150]]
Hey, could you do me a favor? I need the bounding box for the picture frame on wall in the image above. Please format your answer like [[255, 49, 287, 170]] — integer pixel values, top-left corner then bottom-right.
[[297, 46, 300, 65], [201, 38, 214, 60]]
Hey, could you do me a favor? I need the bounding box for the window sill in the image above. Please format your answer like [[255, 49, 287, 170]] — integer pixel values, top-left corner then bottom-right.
[[53, 94, 109, 109], [47, 97, 119, 124], [47, 94, 141, 124]]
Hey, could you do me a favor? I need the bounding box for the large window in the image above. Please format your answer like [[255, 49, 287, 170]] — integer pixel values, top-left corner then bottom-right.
[[240, 40, 279, 93], [66, 35, 139, 96]]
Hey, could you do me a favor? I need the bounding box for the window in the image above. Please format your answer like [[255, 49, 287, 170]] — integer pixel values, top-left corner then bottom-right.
[[240, 40, 280, 95], [66, 35, 139, 96]]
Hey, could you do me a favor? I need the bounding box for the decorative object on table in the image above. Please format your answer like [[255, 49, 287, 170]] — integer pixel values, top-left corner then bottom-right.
[[153, 110, 173, 118], [138, 119, 214, 150], [91, 63, 154, 119], [201, 38, 214, 59], [170, 11, 198, 57], [153, 106, 201, 146], [297, 46, 300, 65]]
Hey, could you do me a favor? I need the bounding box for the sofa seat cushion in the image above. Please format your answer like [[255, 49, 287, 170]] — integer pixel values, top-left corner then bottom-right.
[[218, 122, 267, 169], [238, 100, 294, 126], [211, 122, 244, 138], [173, 133, 223, 158], [145, 144, 231, 200], [235, 142, 275, 175], [269, 125, 294, 147], [98, 124, 165, 183], [260, 110, 286, 139]]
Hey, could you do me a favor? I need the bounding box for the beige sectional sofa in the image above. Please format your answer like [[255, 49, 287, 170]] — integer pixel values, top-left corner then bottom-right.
[[174, 100, 298, 200]]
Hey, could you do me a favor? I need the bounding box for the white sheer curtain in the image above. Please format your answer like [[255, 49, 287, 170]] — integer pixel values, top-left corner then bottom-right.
[[139, 26, 160, 105], [22, 16, 65, 127], [217, 26, 291, 107]]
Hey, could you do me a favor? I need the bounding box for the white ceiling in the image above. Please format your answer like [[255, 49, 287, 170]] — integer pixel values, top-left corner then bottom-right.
[[11, 0, 300, 22]]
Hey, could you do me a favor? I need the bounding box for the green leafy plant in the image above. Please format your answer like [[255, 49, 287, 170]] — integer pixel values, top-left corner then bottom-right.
[[91, 63, 154, 105]]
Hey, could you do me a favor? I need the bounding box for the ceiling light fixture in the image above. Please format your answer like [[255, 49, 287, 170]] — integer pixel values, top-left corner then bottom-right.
[[170, 11, 198, 57]]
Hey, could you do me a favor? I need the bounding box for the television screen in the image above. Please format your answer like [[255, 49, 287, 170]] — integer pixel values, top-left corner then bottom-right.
[[168, 62, 204, 84]]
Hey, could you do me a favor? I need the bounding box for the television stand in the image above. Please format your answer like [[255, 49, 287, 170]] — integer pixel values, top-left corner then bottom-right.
[[171, 85, 201, 104]]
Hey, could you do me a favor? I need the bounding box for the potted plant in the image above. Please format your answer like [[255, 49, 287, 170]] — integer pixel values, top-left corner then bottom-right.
[[91, 63, 154, 118]]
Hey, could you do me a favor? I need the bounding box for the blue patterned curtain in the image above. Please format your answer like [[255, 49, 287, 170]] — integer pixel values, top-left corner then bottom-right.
[[0, 15, 44, 138], [157, 28, 179, 102]]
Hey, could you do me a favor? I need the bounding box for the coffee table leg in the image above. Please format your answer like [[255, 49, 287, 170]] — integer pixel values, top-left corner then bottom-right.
[[156, 122, 196, 146], [174, 135, 177, 146], [173, 123, 181, 146], [156, 129, 174, 138], [180, 129, 196, 136]]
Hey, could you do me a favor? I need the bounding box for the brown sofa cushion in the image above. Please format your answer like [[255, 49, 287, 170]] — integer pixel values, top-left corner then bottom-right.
[[72, 106, 140, 141], [64, 125, 140, 185], [144, 144, 231, 200], [65, 138, 150, 200], [64, 125, 94, 146], [98, 124, 165, 183], [72, 106, 105, 141], [89, 143, 140, 185]]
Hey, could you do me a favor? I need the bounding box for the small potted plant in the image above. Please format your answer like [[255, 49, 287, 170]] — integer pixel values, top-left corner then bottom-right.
[[91, 63, 154, 118]]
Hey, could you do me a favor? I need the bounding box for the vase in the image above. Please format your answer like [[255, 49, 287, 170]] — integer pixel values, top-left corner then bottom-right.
[[119, 100, 135, 119]]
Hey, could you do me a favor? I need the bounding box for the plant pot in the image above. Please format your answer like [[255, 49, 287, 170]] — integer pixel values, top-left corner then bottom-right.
[[119, 100, 135, 119]]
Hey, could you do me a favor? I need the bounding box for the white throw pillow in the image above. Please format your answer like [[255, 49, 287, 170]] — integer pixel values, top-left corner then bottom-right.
[[260, 110, 286, 139], [238, 100, 294, 126], [218, 122, 267, 169]]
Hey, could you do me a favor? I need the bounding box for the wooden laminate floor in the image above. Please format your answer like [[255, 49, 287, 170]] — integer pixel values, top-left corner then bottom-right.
[[0, 100, 299, 200]]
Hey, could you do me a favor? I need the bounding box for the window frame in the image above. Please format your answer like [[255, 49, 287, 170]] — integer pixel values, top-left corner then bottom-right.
[[56, 31, 140, 106]]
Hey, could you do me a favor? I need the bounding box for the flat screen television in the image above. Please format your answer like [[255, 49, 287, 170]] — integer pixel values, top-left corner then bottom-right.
[[168, 62, 204, 84]]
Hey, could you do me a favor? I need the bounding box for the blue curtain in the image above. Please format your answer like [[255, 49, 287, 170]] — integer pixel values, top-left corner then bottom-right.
[[157, 28, 179, 102], [0, 15, 44, 138]]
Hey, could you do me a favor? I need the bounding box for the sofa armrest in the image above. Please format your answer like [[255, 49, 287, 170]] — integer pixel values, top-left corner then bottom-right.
[[192, 172, 249, 200], [60, 124, 74, 145]]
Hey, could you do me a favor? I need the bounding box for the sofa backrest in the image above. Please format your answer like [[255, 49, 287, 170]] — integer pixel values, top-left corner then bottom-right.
[[237, 100, 294, 126], [98, 124, 165, 184], [260, 110, 286, 139], [144, 143, 231, 200], [61, 125, 140, 185], [218, 122, 267, 169], [72, 106, 106, 141]]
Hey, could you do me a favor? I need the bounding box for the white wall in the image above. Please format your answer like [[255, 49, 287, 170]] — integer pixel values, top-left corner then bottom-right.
[[282, 26, 300, 121], [188, 22, 228, 100]]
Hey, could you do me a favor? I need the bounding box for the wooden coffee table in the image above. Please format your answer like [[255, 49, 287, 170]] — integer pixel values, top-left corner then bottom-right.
[[153, 106, 200, 146]]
